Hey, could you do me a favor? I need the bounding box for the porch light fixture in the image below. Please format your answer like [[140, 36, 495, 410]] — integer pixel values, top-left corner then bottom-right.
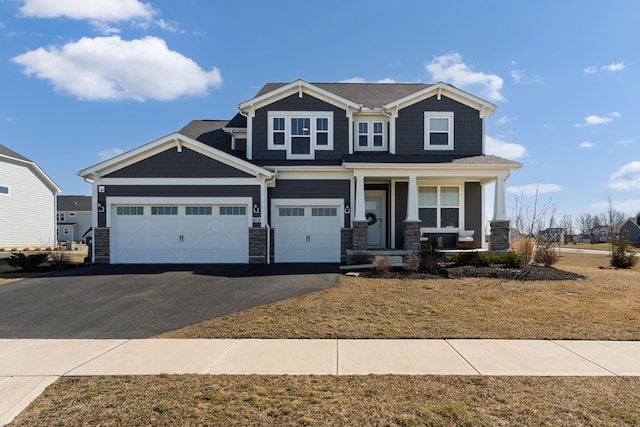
[[344, 204, 350, 214], [253, 204, 260, 214]]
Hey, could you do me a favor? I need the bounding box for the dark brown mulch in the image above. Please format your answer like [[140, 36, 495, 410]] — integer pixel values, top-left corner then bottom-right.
[[356, 264, 584, 281]]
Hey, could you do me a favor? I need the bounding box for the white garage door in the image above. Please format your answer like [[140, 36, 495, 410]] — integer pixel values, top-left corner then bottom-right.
[[110, 203, 249, 264], [273, 203, 341, 263]]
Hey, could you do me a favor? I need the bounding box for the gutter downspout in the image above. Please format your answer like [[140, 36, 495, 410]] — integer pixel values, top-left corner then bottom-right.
[[264, 170, 278, 264]]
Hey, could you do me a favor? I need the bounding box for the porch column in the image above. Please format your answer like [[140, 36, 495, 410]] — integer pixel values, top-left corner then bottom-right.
[[352, 174, 368, 251], [490, 173, 511, 251], [405, 175, 419, 221], [403, 174, 421, 252]]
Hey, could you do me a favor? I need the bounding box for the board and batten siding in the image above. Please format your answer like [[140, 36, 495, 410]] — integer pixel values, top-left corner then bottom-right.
[[0, 160, 57, 248]]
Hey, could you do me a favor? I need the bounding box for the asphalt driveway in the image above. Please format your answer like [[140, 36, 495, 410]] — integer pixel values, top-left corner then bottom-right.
[[0, 263, 340, 339]]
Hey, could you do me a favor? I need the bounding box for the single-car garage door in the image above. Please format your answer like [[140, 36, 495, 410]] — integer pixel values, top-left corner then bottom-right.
[[272, 200, 342, 263], [110, 203, 249, 264]]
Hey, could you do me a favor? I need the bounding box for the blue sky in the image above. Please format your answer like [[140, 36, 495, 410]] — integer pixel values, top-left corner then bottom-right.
[[2, 0, 639, 225]]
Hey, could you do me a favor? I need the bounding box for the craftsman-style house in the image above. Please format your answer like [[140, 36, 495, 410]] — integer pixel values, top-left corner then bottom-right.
[[79, 80, 521, 264]]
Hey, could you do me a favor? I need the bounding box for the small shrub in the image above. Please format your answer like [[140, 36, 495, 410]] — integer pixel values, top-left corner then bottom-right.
[[535, 246, 559, 266], [372, 255, 392, 273], [478, 252, 499, 267], [450, 251, 475, 266], [611, 231, 638, 269], [48, 249, 72, 267], [511, 237, 536, 265], [500, 251, 522, 268], [403, 253, 421, 272], [6, 252, 49, 271], [420, 247, 443, 273]]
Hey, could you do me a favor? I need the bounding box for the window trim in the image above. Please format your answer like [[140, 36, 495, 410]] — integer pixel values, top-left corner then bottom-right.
[[424, 111, 454, 150], [355, 120, 387, 151], [418, 184, 463, 231], [268, 111, 334, 159], [57, 212, 65, 222], [0, 185, 9, 196]]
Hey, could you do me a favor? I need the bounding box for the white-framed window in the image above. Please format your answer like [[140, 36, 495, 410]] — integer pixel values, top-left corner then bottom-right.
[[424, 112, 454, 150], [220, 206, 246, 216], [268, 111, 334, 159], [116, 206, 144, 216], [185, 206, 213, 216], [418, 185, 461, 229], [356, 121, 386, 151], [57, 212, 65, 222], [63, 226, 70, 235], [69, 212, 76, 217], [151, 206, 178, 215], [0, 185, 9, 195]]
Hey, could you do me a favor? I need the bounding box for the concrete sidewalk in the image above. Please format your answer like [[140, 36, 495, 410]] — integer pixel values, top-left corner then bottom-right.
[[2, 339, 640, 425]]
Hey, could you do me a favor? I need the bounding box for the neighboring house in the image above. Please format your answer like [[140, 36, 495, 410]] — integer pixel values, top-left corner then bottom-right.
[[0, 144, 61, 249], [79, 80, 522, 264], [621, 213, 640, 246], [57, 195, 92, 243], [590, 226, 617, 244], [539, 227, 564, 243]]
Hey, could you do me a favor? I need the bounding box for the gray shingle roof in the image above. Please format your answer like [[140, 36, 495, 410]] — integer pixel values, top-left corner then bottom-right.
[[178, 120, 235, 155], [0, 144, 32, 162], [256, 82, 435, 108], [57, 195, 92, 211]]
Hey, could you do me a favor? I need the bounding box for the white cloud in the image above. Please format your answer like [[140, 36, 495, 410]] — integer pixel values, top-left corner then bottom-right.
[[609, 161, 640, 190], [495, 115, 515, 125], [574, 112, 621, 127], [579, 141, 594, 148], [584, 66, 597, 74], [11, 36, 222, 101], [616, 138, 634, 145], [507, 183, 563, 196], [510, 62, 542, 84], [425, 53, 506, 102], [18, 0, 155, 22], [602, 62, 625, 72], [98, 148, 123, 160], [591, 199, 640, 216], [340, 77, 397, 83], [485, 136, 527, 160]]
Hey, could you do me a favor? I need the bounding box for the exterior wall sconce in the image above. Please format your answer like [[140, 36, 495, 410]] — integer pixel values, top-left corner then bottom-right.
[[253, 204, 260, 214], [97, 203, 105, 213], [344, 204, 350, 214]]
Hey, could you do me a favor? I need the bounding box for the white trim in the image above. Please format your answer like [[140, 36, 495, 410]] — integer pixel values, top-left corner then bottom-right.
[[239, 80, 361, 112], [424, 111, 454, 150], [270, 198, 345, 228], [0, 154, 61, 193], [78, 132, 272, 179], [274, 170, 353, 180], [355, 120, 387, 151], [267, 111, 334, 159], [106, 197, 253, 228], [417, 184, 465, 232], [97, 177, 261, 186]]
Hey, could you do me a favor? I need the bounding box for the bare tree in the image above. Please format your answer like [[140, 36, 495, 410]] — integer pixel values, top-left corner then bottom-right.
[[575, 212, 596, 236], [511, 186, 553, 270], [604, 194, 626, 255]]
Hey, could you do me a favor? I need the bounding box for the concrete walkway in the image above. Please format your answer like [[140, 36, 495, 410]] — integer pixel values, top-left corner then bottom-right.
[[1, 339, 639, 425]]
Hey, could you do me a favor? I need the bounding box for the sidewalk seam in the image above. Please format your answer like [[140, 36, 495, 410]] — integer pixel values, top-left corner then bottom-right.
[[205, 339, 240, 373], [61, 339, 131, 377], [335, 339, 339, 375], [444, 339, 482, 375], [551, 340, 618, 376]]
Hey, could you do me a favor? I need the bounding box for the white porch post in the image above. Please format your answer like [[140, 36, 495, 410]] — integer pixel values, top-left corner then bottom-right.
[[493, 174, 507, 221], [354, 174, 366, 221], [405, 174, 419, 221]]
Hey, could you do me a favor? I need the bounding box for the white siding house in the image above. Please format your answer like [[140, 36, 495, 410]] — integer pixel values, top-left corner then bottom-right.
[[0, 144, 61, 249]]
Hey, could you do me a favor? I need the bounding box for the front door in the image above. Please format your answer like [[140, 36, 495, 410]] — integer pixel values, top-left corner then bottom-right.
[[365, 190, 386, 248]]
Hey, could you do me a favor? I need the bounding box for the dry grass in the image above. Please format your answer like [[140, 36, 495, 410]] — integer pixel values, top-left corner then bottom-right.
[[12, 375, 640, 426], [160, 252, 640, 340]]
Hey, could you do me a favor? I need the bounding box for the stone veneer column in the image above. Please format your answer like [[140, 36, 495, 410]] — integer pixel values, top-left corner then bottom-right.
[[93, 227, 110, 264], [490, 220, 511, 251], [341, 228, 353, 263], [352, 220, 369, 251], [249, 227, 267, 264], [403, 220, 421, 252]]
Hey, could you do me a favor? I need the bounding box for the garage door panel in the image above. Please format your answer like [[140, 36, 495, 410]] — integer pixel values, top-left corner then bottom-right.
[[111, 204, 248, 264]]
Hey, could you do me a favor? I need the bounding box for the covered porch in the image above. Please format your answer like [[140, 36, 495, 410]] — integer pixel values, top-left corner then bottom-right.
[[344, 157, 520, 254]]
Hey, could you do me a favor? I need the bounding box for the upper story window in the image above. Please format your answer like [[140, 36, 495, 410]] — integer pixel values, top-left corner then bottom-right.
[[356, 121, 386, 151], [424, 112, 454, 150], [0, 185, 8, 195], [418, 185, 461, 229], [57, 212, 65, 222], [268, 111, 333, 159]]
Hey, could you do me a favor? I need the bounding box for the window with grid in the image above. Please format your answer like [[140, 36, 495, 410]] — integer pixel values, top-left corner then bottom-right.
[[278, 207, 305, 217], [418, 186, 460, 229], [116, 206, 144, 215], [151, 206, 178, 215], [220, 206, 246, 215], [356, 121, 386, 150], [185, 206, 212, 215], [268, 111, 333, 158]]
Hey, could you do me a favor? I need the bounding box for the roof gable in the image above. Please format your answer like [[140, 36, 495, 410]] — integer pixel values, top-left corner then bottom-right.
[[78, 132, 272, 179], [0, 144, 61, 193]]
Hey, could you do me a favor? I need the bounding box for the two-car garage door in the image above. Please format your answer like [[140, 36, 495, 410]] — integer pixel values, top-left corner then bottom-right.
[[110, 200, 249, 264]]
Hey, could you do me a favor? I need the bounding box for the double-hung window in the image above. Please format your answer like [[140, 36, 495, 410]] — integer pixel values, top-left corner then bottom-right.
[[57, 212, 65, 222], [424, 112, 454, 150], [356, 121, 386, 151], [268, 111, 333, 159], [418, 185, 461, 229]]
